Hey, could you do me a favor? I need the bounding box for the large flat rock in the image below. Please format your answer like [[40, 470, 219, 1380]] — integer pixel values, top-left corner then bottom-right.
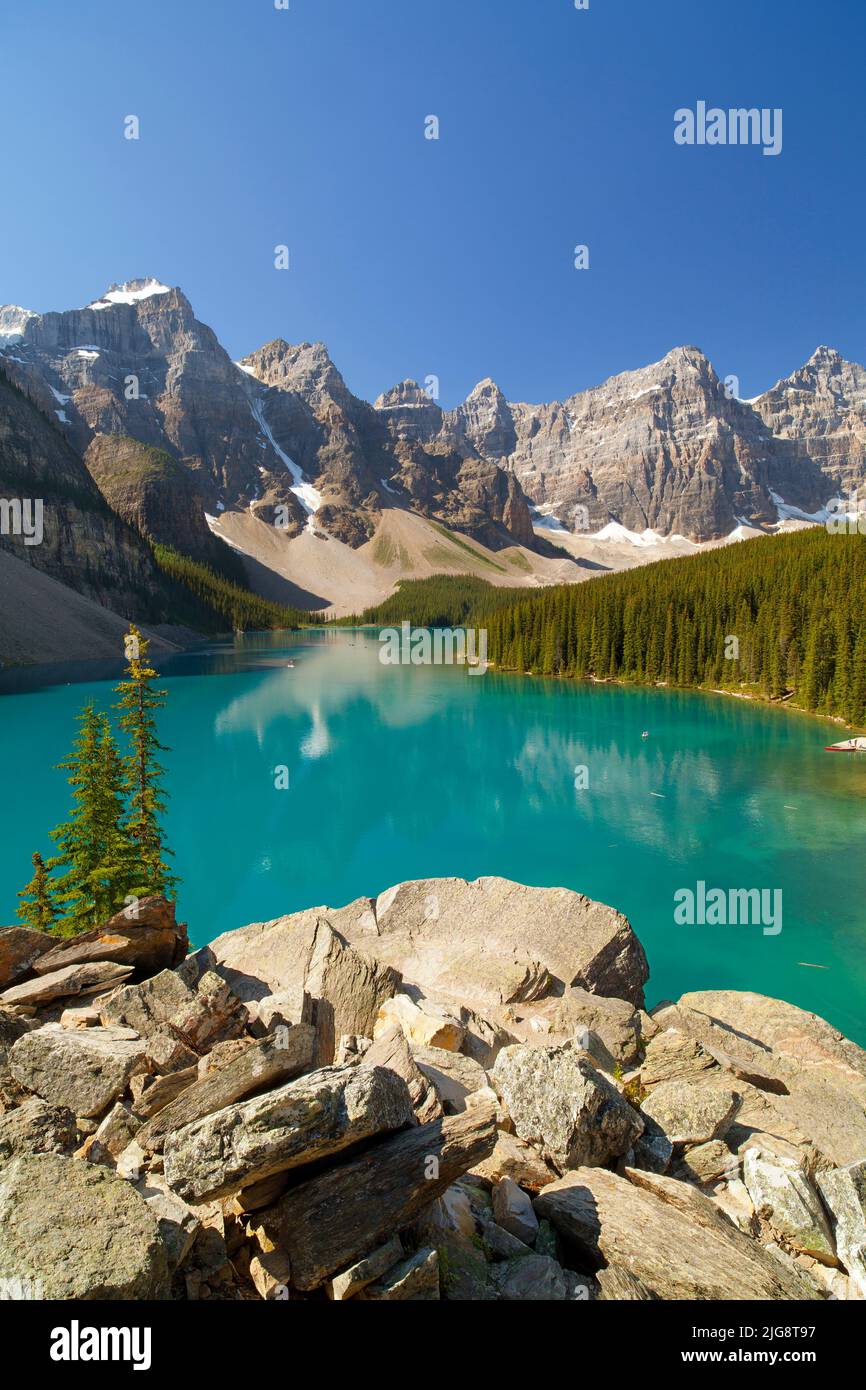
[[333, 877, 649, 1011], [9, 1023, 147, 1118], [535, 1167, 819, 1300], [656, 992, 866, 1166]]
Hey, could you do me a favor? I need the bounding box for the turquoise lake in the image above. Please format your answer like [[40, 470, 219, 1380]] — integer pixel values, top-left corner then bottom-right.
[[2, 630, 865, 1043]]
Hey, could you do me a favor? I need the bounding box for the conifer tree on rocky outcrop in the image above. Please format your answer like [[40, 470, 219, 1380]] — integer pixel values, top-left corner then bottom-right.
[[114, 625, 178, 901], [16, 851, 58, 932], [45, 706, 135, 934]]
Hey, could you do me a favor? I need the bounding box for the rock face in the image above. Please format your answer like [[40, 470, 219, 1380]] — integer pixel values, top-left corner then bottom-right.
[[0, 1152, 169, 1299], [0, 367, 176, 631], [84, 433, 232, 567], [754, 347, 866, 498], [446, 346, 843, 541], [0, 285, 540, 570], [492, 1042, 643, 1172]]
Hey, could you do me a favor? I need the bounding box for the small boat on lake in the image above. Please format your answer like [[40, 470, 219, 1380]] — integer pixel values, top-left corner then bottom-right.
[[825, 737, 866, 752]]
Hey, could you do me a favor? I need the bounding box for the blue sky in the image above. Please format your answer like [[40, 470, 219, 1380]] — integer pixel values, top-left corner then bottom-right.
[[2, 0, 863, 406]]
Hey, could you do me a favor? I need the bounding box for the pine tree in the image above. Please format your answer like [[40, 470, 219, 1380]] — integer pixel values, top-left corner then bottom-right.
[[16, 851, 58, 932], [114, 625, 178, 900], [48, 706, 133, 933]]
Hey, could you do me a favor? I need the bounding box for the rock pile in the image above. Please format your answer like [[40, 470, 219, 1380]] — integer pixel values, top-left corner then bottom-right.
[[1, 878, 864, 1301]]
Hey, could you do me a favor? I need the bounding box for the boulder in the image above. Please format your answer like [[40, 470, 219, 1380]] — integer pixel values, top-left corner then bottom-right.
[[137, 1026, 315, 1153], [675, 1140, 739, 1187], [641, 1078, 740, 1145], [330, 876, 649, 1011], [100, 969, 193, 1038], [0, 1096, 77, 1163], [0, 1009, 28, 1068], [132, 1174, 200, 1272], [9, 1023, 147, 1118], [469, 1129, 558, 1192], [412, 1044, 488, 1113], [327, 1235, 404, 1300], [493, 1253, 567, 1301], [361, 1247, 440, 1301], [492, 1176, 538, 1246], [131, 1067, 197, 1120], [508, 986, 646, 1068], [816, 1161, 866, 1296], [361, 1024, 442, 1122], [535, 1166, 819, 1300], [260, 1095, 497, 1289], [163, 1063, 413, 1202], [492, 1041, 643, 1172], [209, 915, 400, 1064], [742, 1148, 836, 1264], [0, 1152, 169, 1299], [0, 960, 133, 1008], [91, 1101, 140, 1159], [658, 992, 866, 1165], [0, 927, 54, 989], [33, 897, 187, 978], [60, 1006, 100, 1029], [374, 994, 464, 1051]]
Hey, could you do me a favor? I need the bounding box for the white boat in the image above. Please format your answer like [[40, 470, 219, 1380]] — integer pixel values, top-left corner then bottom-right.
[[825, 737, 866, 752]]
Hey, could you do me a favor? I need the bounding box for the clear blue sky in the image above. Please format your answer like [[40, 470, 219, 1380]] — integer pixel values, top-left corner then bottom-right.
[[2, 0, 863, 407]]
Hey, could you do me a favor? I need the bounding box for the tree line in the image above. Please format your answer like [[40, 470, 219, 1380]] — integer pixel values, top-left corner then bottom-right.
[[152, 544, 318, 632], [352, 530, 866, 726], [17, 626, 177, 936]]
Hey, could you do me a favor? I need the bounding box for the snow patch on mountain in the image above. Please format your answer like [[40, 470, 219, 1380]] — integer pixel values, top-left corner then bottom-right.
[[248, 396, 322, 525], [89, 279, 171, 309]]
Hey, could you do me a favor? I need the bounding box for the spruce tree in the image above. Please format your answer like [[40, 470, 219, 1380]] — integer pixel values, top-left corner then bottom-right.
[[16, 851, 58, 932], [114, 625, 178, 900], [48, 705, 132, 933]]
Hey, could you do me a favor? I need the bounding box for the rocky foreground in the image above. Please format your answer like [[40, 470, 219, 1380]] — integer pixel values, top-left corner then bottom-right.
[[1, 877, 865, 1302]]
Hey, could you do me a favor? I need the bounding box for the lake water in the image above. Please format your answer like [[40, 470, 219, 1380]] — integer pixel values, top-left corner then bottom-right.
[[2, 630, 865, 1043]]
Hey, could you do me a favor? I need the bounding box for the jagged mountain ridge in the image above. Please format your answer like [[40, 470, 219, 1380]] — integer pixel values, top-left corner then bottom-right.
[[442, 347, 862, 541], [1, 278, 862, 566], [0, 280, 537, 557]]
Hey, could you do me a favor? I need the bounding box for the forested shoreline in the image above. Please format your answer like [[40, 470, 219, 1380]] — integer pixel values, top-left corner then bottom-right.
[[350, 531, 866, 727]]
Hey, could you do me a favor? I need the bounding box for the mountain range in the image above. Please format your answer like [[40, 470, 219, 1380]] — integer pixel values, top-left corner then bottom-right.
[[0, 277, 863, 658]]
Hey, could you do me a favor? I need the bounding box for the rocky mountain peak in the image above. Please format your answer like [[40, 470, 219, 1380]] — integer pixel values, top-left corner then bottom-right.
[[87, 278, 174, 310], [0, 304, 37, 344], [242, 339, 351, 406], [374, 380, 438, 411]]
